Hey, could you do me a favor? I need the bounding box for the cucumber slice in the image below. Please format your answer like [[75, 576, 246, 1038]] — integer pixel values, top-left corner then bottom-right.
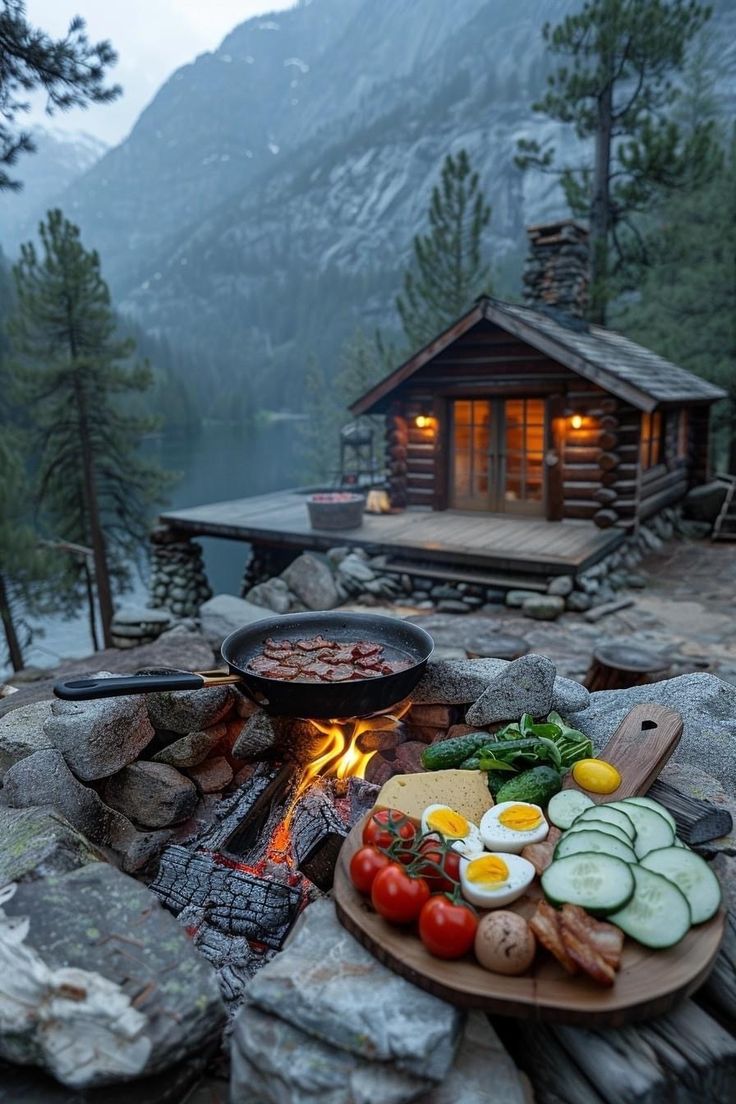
[[564, 820, 633, 848], [555, 829, 637, 864], [542, 853, 635, 915], [547, 789, 594, 829], [606, 801, 674, 858], [608, 865, 691, 948], [573, 804, 636, 839], [620, 796, 677, 834], [640, 847, 722, 924]]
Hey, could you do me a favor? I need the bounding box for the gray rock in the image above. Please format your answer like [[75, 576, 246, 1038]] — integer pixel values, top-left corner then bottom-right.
[[102, 762, 199, 828], [466, 653, 556, 725], [505, 589, 539, 608], [577, 575, 600, 595], [198, 594, 272, 646], [230, 1002, 430, 1104], [44, 679, 155, 781], [281, 553, 339, 610], [431, 585, 462, 600], [421, 1012, 528, 1104], [245, 899, 461, 1081], [326, 546, 350, 566], [151, 720, 227, 768], [2, 749, 170, 873], [522, 594, 565, 620], [112, 606, 172, 627], [638, 526, 664, 553], [626, 573, 647, 589], [232, 709, 280, 759], [146, 684, 236, 735], [0, 806, 102, 888], [569, 672, 736, 782], [0, 700, 53, 780], [547, 575, 574, 597], [413, 657, 509, 704], [0, 862, 225, 1087], [606, 571, 627, 590], [551, 676, 590, 716], [436, 600, 469, 614], [566, 591, 592, 612], [245, 576, 293, 614], [337, 553, 375, 584]]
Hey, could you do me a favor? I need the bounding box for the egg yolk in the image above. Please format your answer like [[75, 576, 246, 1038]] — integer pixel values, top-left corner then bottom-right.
[[498, 804, 543, 831], [572, 758, 622, 794], [466, 855, 509, 886], [426, 808, 470, 839]]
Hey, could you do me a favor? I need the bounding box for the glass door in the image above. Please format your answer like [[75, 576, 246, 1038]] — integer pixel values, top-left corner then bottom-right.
[[450, 398, 546, 514]]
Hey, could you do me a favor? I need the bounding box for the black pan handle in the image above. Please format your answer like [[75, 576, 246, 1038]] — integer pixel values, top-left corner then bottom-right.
[[53, 672, 206, 700]]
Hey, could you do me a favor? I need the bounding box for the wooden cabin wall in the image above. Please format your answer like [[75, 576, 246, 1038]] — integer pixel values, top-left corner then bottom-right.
[[636, 406, 692, 523]]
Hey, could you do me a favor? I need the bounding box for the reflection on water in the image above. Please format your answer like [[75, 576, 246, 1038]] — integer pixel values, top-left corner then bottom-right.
[[7, 420, 303, 675]]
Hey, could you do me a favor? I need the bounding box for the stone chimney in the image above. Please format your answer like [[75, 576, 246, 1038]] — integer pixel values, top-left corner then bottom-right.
[[522, 219, 589, 319]]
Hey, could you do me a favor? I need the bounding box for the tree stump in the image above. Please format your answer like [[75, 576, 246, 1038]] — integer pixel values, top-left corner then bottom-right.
[[584, 642, 672, 692], [465, 634, 530, 661]]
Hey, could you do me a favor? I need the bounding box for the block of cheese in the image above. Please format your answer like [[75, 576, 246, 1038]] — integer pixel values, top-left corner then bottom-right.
[[375, 769, 493, 824]]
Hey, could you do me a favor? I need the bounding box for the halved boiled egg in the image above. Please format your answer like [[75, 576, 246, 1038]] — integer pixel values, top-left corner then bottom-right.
[[480, 801, 549, 854], [421, 804, 483, 857], [460, 852, 536, 909]]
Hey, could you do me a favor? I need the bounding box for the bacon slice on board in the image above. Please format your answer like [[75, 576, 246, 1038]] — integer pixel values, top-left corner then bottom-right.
[[529, 900, 578, 975]]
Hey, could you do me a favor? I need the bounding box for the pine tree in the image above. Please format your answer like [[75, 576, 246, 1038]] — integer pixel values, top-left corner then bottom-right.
[[10, 210, 173, 648], [516, 0, 715, 323], [397, 150, 491, 348], [614, 130, 736, 469], [0, 2, 119, 189]]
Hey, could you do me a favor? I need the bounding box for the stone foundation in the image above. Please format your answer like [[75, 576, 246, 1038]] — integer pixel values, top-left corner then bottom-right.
[[148, 525, 212, 618]]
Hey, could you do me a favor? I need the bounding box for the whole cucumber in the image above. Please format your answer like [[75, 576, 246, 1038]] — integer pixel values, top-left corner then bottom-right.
[[420, 731, 495, 770], [494, 765, 562, 806]]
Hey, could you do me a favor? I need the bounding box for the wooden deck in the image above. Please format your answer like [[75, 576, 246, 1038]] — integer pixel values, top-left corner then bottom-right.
[[160, 489, 624, 581]]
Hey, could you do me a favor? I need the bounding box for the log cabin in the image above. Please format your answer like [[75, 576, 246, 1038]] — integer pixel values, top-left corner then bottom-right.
[[350, 221, 725, 531]]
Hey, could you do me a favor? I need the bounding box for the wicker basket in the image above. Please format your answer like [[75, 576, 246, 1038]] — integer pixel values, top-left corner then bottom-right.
[[307, 492, 365, 530]]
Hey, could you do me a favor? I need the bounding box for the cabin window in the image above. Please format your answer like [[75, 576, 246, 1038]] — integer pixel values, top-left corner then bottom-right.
[[640, 411, 663, 470]]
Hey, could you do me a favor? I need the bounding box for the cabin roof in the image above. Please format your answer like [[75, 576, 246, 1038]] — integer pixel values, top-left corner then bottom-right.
[[350, 296, 726, 415]]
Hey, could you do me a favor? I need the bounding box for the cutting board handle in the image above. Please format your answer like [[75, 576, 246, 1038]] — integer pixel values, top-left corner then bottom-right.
[[564, 703, 683, 801]]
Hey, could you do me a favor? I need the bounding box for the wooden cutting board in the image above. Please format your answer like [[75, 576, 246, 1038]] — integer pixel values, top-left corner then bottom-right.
[[333, 704, 725, 1026]]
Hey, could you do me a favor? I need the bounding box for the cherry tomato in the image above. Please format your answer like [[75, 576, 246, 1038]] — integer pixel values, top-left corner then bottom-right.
[[418, 895, 478, 959], [371, 863, 430, 925], [416, 836, 462, 892], [349, 846, 391, 896], [362, 809, 417, 857]]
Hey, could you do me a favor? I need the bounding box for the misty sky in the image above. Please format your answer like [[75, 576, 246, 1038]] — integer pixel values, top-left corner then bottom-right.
[[24, 0, 296, 146]]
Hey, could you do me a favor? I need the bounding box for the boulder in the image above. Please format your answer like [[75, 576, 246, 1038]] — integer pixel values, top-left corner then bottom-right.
[[245, 577, 293, 614], [0, 806, 102, 888], [505, 589, 539, 608], [146, 684, 236, 735], [466, 654, 556, 726], [0, 862, 225, 1088], [337, 553, 375, 586], [281, 553, 339, 611], [2, 750, 171, 873], [522, 594, 565, 621], [231, 709, 280, 759], [547, 575, 574, 597], [0, 700, 54, 781], [413, 658, 508, 704], [43, 679, 154, 781], [550, 677, 590, 716], [569, 672, 736, 781], [566, 591, 592, 612], [244, 899, 461, 1081], [102, 762, 199, 828], [151, 720, 227, 768], [683, 481, 728, 522], [198, 594, 272, 647], [230, 1002, 431, 1104], [186, 756, 233, 793], [436, 600, 469, 614], [420, 1012, 528, 1104]]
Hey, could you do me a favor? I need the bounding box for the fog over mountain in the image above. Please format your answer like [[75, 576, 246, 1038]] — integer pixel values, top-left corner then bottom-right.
[[3, 0, 735, 413]]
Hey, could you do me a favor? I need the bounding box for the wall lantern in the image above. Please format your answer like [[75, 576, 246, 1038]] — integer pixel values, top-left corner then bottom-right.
[[570, 414, 583, 430], [415, 414, 433, 429]]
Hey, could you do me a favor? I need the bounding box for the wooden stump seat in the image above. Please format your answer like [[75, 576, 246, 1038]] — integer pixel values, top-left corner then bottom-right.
[[584, 642, 672, 692]]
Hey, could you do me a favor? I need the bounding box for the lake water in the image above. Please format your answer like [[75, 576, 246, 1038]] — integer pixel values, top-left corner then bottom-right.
[[8, 420, 304, 676]]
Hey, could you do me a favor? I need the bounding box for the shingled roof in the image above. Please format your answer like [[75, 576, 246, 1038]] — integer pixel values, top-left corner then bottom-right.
[[350, 296, 726, 415]]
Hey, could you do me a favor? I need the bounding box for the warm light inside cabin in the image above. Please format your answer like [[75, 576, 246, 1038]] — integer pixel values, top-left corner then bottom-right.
[[570, 414, 583, 429], [415, 414, 431, 428]]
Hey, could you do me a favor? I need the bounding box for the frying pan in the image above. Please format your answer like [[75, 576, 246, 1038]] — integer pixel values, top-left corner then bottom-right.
[[53, 611, 434, 719]]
